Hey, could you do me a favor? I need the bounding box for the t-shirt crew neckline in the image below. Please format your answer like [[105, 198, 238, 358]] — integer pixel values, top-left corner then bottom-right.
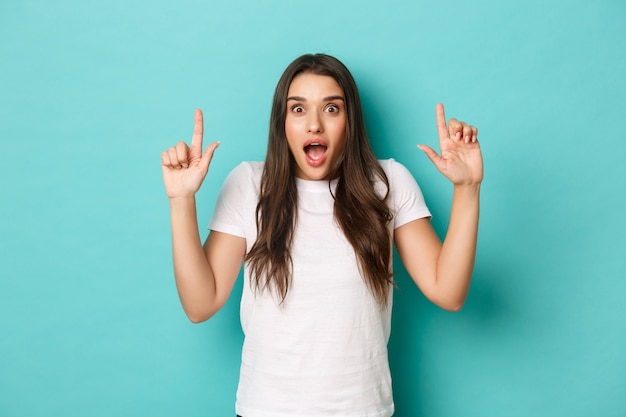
[[294, 176, 339, 192]]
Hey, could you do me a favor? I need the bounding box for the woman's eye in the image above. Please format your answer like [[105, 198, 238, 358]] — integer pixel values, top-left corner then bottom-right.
[[325, 104, 339, 113], [291, 105, 304, 113]]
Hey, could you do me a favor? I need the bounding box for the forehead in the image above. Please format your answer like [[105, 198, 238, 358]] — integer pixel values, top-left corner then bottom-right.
[[287, 73, 344, 96]]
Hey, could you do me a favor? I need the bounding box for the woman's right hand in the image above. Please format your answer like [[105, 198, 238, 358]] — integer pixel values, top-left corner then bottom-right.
[[161, 109, 220, 199]]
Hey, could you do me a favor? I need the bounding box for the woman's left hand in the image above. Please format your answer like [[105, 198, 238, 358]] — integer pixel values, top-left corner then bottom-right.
[[418, 103, 483, 186]]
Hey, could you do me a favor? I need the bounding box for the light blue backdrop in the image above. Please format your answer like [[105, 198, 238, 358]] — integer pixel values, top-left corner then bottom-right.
[[1, 0, 624, 416]]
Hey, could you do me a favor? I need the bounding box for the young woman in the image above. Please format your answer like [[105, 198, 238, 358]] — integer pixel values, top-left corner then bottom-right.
[[161, 53, 483, 417]]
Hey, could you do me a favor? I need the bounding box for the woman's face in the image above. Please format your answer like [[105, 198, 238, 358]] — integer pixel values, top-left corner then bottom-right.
[[284, 72, 347, 181]]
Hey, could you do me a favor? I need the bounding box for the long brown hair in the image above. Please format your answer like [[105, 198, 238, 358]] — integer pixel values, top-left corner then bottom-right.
[[245, 53, 393, 306]]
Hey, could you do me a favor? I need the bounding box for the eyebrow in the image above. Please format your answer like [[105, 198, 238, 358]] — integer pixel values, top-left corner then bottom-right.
[[287, 95, 345, 102]]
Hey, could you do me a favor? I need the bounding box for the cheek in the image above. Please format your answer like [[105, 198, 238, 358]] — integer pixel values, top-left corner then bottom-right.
[[284, 119, 299, 153], [332, 117, 347, 141], [284, 120, 293, 142], [284, 116, 300, 138]]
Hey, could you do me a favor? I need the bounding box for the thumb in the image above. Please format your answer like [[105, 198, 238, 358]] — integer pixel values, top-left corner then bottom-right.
[[198, 141, 220, 174], [417, 144, 445, 171]]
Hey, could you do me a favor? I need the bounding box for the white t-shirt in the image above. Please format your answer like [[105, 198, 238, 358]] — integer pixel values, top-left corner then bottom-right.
[[209, 159, 431, 417]]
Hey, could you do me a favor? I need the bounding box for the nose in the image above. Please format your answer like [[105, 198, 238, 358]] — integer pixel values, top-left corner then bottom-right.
[[307, 110, 323, 133]]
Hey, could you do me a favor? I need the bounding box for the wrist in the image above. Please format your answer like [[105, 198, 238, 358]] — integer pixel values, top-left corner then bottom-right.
[[452, 183, 481, 197], [168, 195, 197, 209]]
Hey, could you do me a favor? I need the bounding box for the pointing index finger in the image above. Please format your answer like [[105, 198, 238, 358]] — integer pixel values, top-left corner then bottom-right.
[[190, 109, 204, 153], [436, 103, 448, 140]]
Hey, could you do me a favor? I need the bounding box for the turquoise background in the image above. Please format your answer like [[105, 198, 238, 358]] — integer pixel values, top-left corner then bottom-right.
[[1, 0, 625, 416]]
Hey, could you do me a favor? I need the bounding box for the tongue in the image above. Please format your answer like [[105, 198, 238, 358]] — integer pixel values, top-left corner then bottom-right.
[[306, 145, 326, 161]]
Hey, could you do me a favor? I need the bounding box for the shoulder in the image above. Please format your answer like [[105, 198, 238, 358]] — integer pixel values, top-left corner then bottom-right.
[[377, 158, 431, 225], [229, 161, 264, 179], [217, 161, 265, 202], [224, 161, 264, 187], [377, 158, 416, 187]]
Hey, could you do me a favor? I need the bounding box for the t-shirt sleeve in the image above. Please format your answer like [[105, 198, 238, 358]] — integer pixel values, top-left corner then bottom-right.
[[208, 162, 255, 238], [386, 159, 432, 229]]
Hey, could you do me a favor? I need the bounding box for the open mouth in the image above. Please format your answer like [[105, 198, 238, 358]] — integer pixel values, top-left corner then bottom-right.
[[304, 143, 328, 162]]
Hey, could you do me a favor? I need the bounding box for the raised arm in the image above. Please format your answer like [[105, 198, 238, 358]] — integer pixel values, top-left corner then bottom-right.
[[162, 109, 246, 322], [394, 103, 483, 311]]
